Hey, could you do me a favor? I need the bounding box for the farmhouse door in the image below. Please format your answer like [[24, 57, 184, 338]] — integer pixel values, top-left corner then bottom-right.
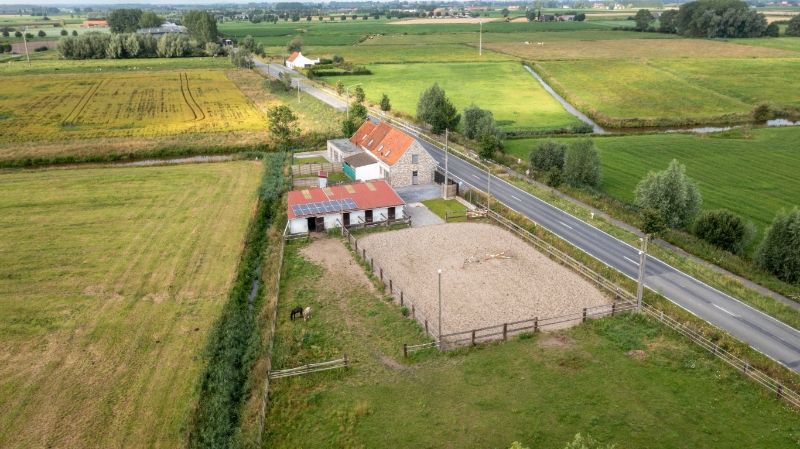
[[307, 217, 316, 232], [343, 212, 350, 227], [388, 207, 396, 220], [315, 216, 325, 231], [412, 170, 419, 185], [365, 210, 373, 223]]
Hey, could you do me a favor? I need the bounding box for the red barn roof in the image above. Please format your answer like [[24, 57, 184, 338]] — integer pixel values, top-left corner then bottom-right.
[[349, 120, 417, 166], [287, 180, 404, 219]]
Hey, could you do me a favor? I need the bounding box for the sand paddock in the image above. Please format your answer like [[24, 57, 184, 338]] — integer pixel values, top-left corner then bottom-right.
[[357, 222, 610, 338]]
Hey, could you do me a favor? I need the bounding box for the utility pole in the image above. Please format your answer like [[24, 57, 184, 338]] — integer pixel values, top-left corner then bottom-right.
[[479, 20, 483, 56], [636, 235, 650, 312], [438, 269, 443, 349], [22, 26, 31, 66], [297, 78, 300, 103], [443, 128, 449, 199]]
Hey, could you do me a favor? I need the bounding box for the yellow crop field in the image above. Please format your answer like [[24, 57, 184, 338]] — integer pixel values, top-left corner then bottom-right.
[[0, 70, 267, 143], [0, 162, 263, 449]]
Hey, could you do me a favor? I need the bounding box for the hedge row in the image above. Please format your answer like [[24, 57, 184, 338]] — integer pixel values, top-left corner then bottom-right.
[[188, 152, 287, 449]]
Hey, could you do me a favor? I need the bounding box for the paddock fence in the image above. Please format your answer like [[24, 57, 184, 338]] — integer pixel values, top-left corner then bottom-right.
[[269, 355, 349, 379], [341, 224, 440, 343]]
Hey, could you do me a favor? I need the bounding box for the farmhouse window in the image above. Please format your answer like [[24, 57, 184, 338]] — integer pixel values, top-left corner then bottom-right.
[[411, 154, 419, 164]]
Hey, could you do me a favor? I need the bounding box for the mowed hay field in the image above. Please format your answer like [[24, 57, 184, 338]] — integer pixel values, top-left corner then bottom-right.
[[534, 57, 800, 127], [505, 127, 800, 238], [324, 62, 580, 132], [0, 70, 266, 143], [0, 162, 262, 449]]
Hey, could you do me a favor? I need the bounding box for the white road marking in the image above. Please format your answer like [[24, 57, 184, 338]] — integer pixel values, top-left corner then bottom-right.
[[559, 221, 573, 230], [712, 303, 738, 317], [511, 195, 522, 202], [472, 174, 481, 180], [623, 256, 639, 266]]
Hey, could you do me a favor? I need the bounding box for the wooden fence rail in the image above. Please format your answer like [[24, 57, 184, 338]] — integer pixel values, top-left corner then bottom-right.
[[291, 162, 342, 176], [269, 356, 349, 379], [405, 301, 637, 354]]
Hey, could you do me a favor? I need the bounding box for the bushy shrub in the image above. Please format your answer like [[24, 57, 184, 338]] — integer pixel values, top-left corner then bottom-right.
[[784, 13, 800, 36], [693, 209, 754, 254], [634, 159, 702, 228], [563, 139, 601, 188], [756, 208, 800, 283], [529, 140, 566, 172]]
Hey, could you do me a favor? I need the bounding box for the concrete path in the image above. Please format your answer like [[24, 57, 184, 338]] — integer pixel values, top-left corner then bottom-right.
[[396, 184, 442, 203], [405, 203, 445, 228]]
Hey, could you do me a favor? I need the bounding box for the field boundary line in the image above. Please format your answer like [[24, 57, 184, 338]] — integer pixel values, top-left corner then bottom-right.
[[269, 356, 349, 379]]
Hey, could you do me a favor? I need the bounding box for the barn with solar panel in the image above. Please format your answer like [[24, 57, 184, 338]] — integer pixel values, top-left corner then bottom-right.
[[287, 180, 406, 234]]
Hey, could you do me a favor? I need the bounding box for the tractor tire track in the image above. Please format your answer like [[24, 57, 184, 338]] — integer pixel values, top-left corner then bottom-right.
[[183, 72, 206, 121], [178, 73, 198, 120], [62, 80, 105, 126]]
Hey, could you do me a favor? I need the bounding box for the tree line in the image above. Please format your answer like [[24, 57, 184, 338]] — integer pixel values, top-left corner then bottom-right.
[[57, 10, 220, 59], [633, 0, 781, 38]]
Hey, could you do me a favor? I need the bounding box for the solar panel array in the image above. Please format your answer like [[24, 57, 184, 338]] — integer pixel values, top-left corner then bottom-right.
[[292, 198, 357, 217]]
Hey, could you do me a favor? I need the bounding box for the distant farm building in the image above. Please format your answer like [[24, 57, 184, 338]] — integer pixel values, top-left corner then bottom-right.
[[137, 22, 186, 37], [287, 180, 406, 234], [327, 120, 437, 188], [82, 19, 108, 27], [285, 51, 320, 69]]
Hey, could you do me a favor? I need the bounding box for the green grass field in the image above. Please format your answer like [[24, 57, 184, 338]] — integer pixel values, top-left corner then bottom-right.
[[505, 126, 800, 238], [265, 240, 800, 449], [422, 198, 467, 220], [0, 161, 263, 449], [324, 62, 580, 132], [535, 57, 800, 128], [736, 36, 800, 52]]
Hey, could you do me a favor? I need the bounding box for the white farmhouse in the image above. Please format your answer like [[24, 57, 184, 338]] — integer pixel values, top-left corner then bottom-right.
[[285, 51, 320, 69], [287, 180, 406, 234]]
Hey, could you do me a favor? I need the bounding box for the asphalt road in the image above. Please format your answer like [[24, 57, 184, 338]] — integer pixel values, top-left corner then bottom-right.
[[256, 62, 800, 372]]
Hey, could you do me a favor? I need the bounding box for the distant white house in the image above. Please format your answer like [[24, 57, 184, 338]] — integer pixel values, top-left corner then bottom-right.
[[137, 22, 186, 37], [285, 51, 320, 69]]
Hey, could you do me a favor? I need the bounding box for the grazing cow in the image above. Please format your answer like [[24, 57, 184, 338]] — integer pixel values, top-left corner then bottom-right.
[[303, 306, 313, 321], [290, 306, 303, 321]]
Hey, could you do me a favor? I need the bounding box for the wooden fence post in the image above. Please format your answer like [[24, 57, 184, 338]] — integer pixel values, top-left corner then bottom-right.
[[411, 304, 415, 318], [370, 258, 374, 272], [344, 353, 349, 368], [362, 248, 366, 259], [389, 279, 393, 294], [534, 317, 538, 333], [611, 303, 616, 316], [743, 362, 749, 374], [503, 323, 507, 341], [776, 384, 783, 400], [582, 308, 587, 322], [380, 268, 383, 283], [403, 344, 408, 358], [424, 320, 429, 336], [354, 239, 358, 252], [471, 330, 476, 346], [400, 291, 404, 306]]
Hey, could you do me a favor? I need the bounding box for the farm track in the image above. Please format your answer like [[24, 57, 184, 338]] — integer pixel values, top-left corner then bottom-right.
[[62, 80, 105, 126], [179, 72, 205, 122]]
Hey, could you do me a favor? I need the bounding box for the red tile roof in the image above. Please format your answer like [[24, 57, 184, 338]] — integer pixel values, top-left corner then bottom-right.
[[287, 51, 300, 62], [349, 120, 416, 166], [287, 180, 405, 219]]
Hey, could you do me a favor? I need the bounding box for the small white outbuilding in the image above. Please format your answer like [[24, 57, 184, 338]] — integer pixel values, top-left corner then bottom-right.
[[285, 51, 320, 69]]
